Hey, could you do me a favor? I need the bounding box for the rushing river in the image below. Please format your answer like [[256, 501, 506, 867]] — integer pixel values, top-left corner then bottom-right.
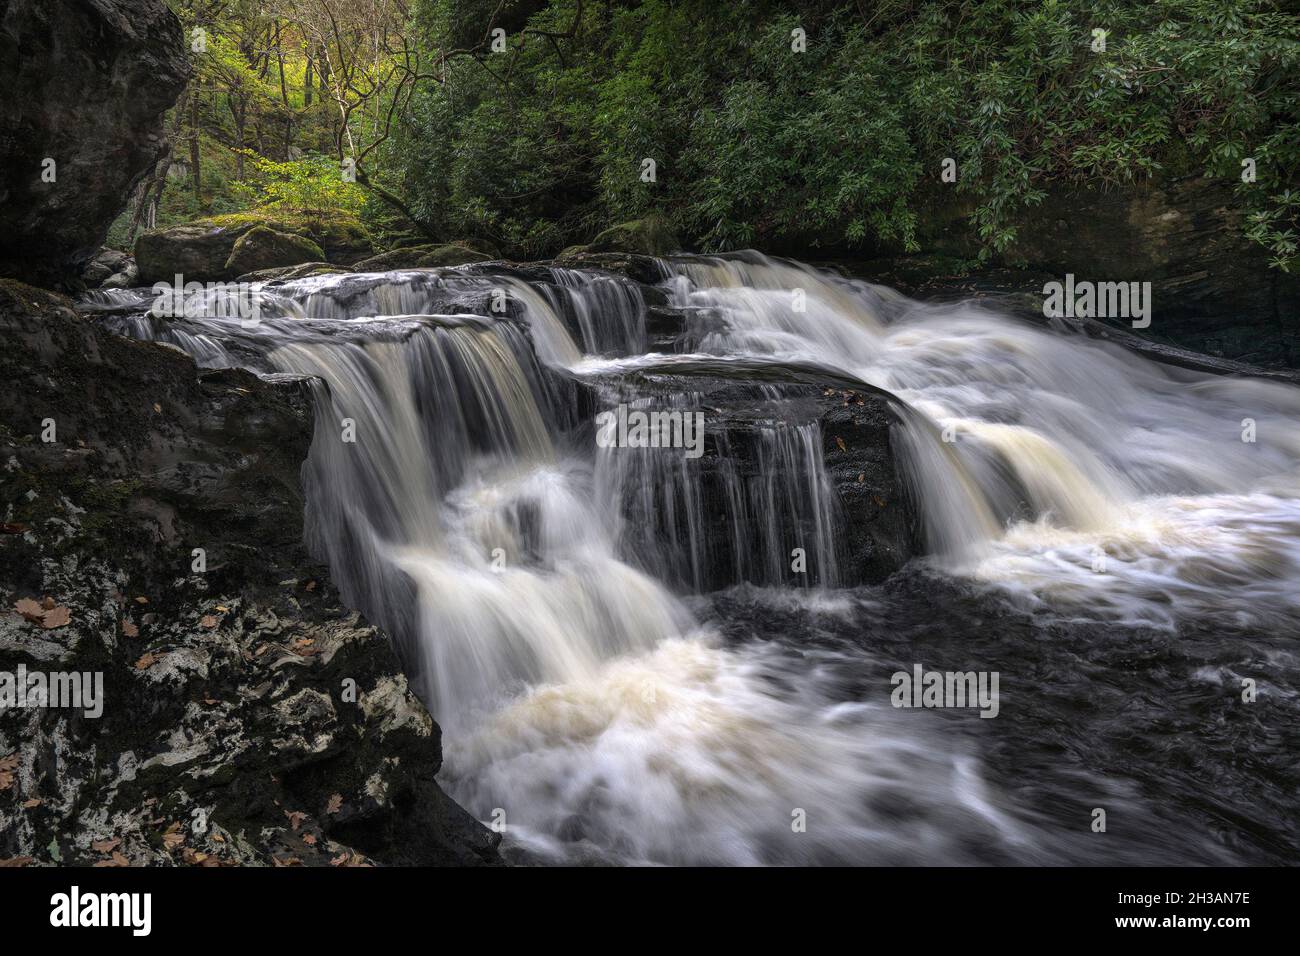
[[83, 252, 1300, 864]]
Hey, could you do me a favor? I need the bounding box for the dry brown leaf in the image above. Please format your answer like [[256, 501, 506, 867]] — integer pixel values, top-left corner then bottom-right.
[[835, 436, 847, 452], [326, 793, 343, 815], [215, 604, 229, 612], [303, 833, 317, 846], [134, 653, 157, 670], [273, 856, 302, 867], [39, 605, 71, 629], [121, 618, 139, 638], [330, 852, 349, 866], [14, 598, 44, 624], [0, 857, 33, 868], [199, 614, 218, 629], [153, 403, 162, 413], [134, 596, 149, 605], [285, 810, 307, 831], [0, 752, 17, 792], [22, 798, 41, 809], [91, 838, 121, 853], [210, 832, 225, 844]]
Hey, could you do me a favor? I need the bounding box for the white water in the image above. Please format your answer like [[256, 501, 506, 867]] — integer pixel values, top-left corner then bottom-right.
[[88, 255, 1300, 864], [665, 253, 1300, 631]]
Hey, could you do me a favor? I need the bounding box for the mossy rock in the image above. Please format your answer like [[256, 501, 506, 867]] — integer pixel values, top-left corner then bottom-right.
[[224, 226, 325, 277], [206, 211, 372, 265], [587, 217, 679, 256]]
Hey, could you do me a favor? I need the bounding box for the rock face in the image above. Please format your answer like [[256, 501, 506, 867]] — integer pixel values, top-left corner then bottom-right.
[[585, 357, 914, 591], [0, 0, 190, 288], [0, 281, 500, 866]]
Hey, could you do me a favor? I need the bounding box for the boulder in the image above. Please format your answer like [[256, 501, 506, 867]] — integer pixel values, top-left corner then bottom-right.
[[587, 216, 679, 256], [102, 261, 140, 289], [223, 226, 325, 277], [135, 221, 254, 284], [136, 214, 373, 284], [0, 0, 190, 287], [82, 248, 133, 287]]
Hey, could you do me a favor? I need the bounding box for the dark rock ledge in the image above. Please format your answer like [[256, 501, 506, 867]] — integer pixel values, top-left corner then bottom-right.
[[0, 280, 499, 866]]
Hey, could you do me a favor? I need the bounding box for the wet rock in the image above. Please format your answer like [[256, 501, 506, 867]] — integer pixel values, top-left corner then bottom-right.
[[588, 360, 914, 590], [0, 281, 500, 866], [0, 0, 190, 287], [553, 250, 668, 285]]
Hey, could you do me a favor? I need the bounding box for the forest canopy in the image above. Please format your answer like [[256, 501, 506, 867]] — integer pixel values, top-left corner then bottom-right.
[[125, 0, 1298, 268]]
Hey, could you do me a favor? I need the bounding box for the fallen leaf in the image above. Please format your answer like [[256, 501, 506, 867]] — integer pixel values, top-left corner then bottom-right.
[[134, 653, 157, 670], [153, 403, 162, 413], [134, 596, 149, 605], [215, 604, 229, 613], [303, 833, 317, 846], [91, 838, 120, 853], [22, 798, 41, 809], [199, 614, 218, 629], [39, 605, 71, 629], [0, 857, 33, 868], [835, 436, 847, 452], [40, 596, 55, 611], [210, 832, 225, 844], [121, 619, 139, 638], [326, 793, 342, 814], [14, 598, 44, 624], [330, 852, 349, 866], [162, 822, 184, 851], [273, 856, 302, 867], [285, 810, 307, 831], [0, 752, 17, 791]]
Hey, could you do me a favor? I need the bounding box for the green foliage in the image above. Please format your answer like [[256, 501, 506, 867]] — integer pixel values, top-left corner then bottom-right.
[[396, 0, 1298, 263], [232, 152, 367, 217]]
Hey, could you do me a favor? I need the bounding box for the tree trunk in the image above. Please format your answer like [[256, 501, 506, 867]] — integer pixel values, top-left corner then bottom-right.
[[189, 84, 201, 202]]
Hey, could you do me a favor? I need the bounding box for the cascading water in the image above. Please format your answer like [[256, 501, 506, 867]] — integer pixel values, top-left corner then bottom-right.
[[84, 251, 1300, 865]]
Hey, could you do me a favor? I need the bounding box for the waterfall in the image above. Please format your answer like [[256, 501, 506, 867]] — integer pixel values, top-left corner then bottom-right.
[[86, 251, 1300, 864]]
